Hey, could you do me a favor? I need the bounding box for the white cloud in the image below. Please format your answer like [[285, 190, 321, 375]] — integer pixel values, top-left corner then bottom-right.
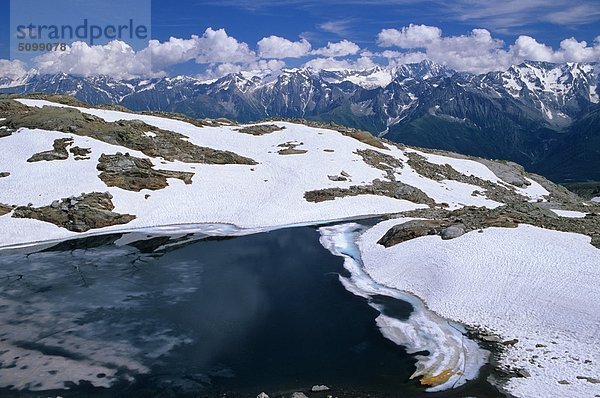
[[313, 40, 360, 57], [318, 19, 354, 36], [0, 59, 29, 80], [142, 28, 256, 69], [555, 37, 600, 63], [303, 55, 376, 71], [3, 23, 600, 80], [378, 24, 442, 48], [377, 24, 600, 73], [510, 36, 555, 62], [33, 28, 257, 79], [257, 36, 312, 59], [35, 41, 156, 80], [193, 28, 256, 63]]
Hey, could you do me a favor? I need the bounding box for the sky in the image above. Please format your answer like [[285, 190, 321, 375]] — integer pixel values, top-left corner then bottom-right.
[[0, 0, 599, 80]]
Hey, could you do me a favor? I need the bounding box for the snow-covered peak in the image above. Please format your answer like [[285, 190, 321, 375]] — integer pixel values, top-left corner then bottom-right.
[[319, 67, 394, 89]]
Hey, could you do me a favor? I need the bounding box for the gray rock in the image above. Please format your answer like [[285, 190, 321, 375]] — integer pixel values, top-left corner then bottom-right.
[[311, 385, 330, 392], [481, 334, 502, 343], [440, 224, 465, 240], [518, 369, 531, 378], [476, 159, 531, 188], [340, 170, 351, 178], [328, 175, 347, 182], [50, 200, 60, 208]]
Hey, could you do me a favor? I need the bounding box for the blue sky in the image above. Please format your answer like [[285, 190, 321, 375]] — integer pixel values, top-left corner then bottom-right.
[[150, 0, 599, 48], [0, 0, 599, 78]]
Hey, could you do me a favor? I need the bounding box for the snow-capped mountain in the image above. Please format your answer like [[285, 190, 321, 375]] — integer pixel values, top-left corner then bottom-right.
[[2, 60, 598, 181]]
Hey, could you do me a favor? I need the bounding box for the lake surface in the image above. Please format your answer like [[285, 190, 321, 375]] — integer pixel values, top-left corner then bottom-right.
[[0, 225, 503, 397]]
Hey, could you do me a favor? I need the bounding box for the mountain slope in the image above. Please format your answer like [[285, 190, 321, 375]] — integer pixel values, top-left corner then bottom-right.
[[1, 60, 598, 181], [532, 105, 600, 181]]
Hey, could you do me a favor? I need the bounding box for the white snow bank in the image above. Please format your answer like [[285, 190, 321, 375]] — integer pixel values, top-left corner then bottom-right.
[[318, 222, 488, 392], [0, 99, 541, 248], [591, 197, 600, 203], [550, 209, 587, 218], [359, 221, 600, 398]]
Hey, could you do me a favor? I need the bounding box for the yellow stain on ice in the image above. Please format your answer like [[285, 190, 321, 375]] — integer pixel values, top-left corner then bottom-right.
[[420, 369, 462, 386]]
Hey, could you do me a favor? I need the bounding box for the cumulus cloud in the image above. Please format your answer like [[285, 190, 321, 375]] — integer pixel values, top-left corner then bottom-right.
[[257, 36, 312, 59], [378, 24, 442, 48], [193, 28, 256, 63], [33, 28, 257, 79], [0, 59, 29, 80], [376, 24, 600, 73], [3, 23, 600, 80], [313, 40, 360, 57], [303, 55, 376, 71], [142, 28, 255, 70], [35, 41, 155, 80]]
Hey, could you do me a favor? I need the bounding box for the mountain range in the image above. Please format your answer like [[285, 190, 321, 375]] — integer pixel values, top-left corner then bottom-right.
[[2, 60, 598, 182]]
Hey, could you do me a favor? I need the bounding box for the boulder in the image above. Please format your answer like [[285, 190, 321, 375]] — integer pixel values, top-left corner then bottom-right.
[[440, 224, 465, 240]]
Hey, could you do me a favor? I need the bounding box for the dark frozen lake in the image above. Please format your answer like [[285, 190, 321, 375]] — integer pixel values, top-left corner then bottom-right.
[[0, 225, 502, 397]]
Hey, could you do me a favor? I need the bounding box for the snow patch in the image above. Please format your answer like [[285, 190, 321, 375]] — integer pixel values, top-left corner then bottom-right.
[[550, 209, 587, 218], [359, 222, 600, 398]]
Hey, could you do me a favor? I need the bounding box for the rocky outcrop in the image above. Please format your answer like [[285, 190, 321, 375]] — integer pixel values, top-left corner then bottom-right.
[[406, 152, 529, 204], [0, 172, 9, 178], [380, 202, 600, 248], [305, 178, 435, 205], [12, 192, 135, 232], [27, 138, 73, 162], [97, 153, 194, 192], [476, 159, 531, 187], [355, 148, 403, 180], [0, 204, 12, 216], [70, 146, 91, 160], [5, 105, 256, 165], [440, 224, 466, 240], [236, 124, 285, 135], [278, 141, 307, 155]]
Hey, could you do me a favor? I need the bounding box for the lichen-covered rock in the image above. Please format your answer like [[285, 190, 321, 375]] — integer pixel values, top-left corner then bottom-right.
[[12, 192, 135, 232], [305, 178, 435, 205], [277, 141, 307, 155], [0, 204, 12, 216], [378, 219, 448, 246], [27, 138, 73, 162], [440, 224, 465, 240], [6, 105, 256, 165], [97, 153, 195, 192], [476, 159, 530, 187], [70, 146, 91, 159], [384, 202, 600, 248], [355, 148, 403, 180], [406, 152, 529, 204], [237, 124, 285, 135]]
